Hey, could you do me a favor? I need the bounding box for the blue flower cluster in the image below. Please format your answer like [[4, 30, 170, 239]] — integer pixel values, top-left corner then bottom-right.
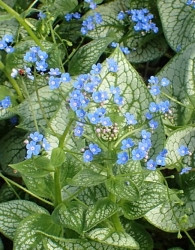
[[83, 143, 101, 162], [117, 8, 158, 33], [25, 131, 50, 159], [186, 0, 195, 8], [81, 13, 103, 35], [110, 42, 130, 55], [0, 34, 14, 53], [0, 96, 11, 109], [84, 0, 97, 9], [65, 12, 81, 21], [148, 76, 170, 96], [177, 145, 193, 174], [48, 68, 71, 90], [116, 127, 168, 169]]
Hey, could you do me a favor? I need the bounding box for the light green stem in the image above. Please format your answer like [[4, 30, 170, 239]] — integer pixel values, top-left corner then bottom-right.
[[0, 0, 43, 49], [0, 172, 53, 206], [184, 230, 195, 247], [54, 166, 62, 206], [0, 61, 24, 102], [59, 119, 74, 149]]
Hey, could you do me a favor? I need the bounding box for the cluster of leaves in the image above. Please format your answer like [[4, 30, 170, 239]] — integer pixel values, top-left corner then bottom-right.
[[0, 0, 195, 249]]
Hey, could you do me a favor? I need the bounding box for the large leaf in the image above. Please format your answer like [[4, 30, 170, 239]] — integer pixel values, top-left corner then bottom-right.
[[0, 18, 18, 38], [13, 213, 62, 250], [0, 129, 26, 176], [68, 37, 113, 75], [0, 183, 19, 202], [48, 0, 78, 17], [87, 228, 139, 249], [105, 176, 139, 202], [155, 42, 195, 127], [165, 126, 195, 170], [0, 200, 48, 240], [158, 0, 195, 51], [121, 181, 168, 220], [144, 185, 195, 232]]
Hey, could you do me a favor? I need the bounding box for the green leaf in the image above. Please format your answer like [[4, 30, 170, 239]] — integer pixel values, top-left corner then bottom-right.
[[0, 200, 48, 240], [68, 37, 113, 75], [157, 0, 195, 51], [123, 221, 153, 250], [84, 198, 118, 231], [0, 183, 19, 202], [43, 236, 120, 250], [68, 169, 107, 187], [121, 181, 168, 220], [23, 174, 54, 200], [50, 147, 65, 168], [52, 201, 85, 234], [10, 156, 54, 177], [144, 187, 195, 232], [13, 213, 62, 250], [0, 19, 18, 38], [165, 126, 195, 170], [87, 228, 139, 249], [105, 176, 139, 202], [155, 42, 195, 127], [48, 0, 78, 17], [16, 85, 62, 131], [0, 129, 26, 176]]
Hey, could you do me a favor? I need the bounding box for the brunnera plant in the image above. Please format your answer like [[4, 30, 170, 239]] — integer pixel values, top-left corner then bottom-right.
[[0, 0, 195, 249]]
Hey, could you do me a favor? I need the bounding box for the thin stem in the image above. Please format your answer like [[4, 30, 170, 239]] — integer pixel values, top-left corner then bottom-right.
[[183, 230, 195, 247], [0, 173, 53, 206], [59, 119, 74, 149], [0, 61, 24, 102], [3, 177, 21, 200], [0, 0, 43, 49], [54, 166, 62, 206], [161, 91, 195, 110]]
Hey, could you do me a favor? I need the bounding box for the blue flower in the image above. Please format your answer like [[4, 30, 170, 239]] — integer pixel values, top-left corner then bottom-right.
[[110, 86, 120, 95], [124, 113, 137, 125], [42, 138, 50, 151], [95, 107, 106, 116], [84, 82, 96, 93], [5, 46, 14, 53], [49, 68, 61, 76], [146, 159, 157, 170], [149, 119, 158, 129], [100, 117, 112, 126], [48, 76, 61, 89], [0, 40, 7, 50], [36, 60, 48, 72], [74, 126, 84, 137], [61, 73, 71, 83], [132, 148, 146, 160], [29, 132, 43, 142], [145, 112, 153, 120], [117, 152, 129, 164], [178, 145, 190, 156], [26, 141, 41, 159], [114, 94, 124, 106], [121, 138, 134, 150], [38, 50, 48, 61], [76, 109, 86, 119], [159, 100, 170, 113], [83, 150, 94, 162], [186, 0, 195, 8], [156, 155, 166, 166], [161, 77, 170, 87], [94, 13, 103, 24], [87, 112, 100, 124], [148, 76, 159, 85], [149, 102, 159, 113], [0, 96, 11, 109], [120, 46, 130, 55], [107, 58, 118, 72], [89, 143, 101, 155], [72, 12, 81, 19], [3, 34, 13, 43], [141, 130, 151, 139], [65, 13, 73, 21], [24, 51, 37, 63], [180, 166, 192, 175], [159, 149, 168, 157], [90, 63, 102, 74], [92, 91, 108, 103], [138, 140, 151, 152], [150, 85, 160, 96], [69, 98, 81, 111], [117, 11, 125, 20], [38, 11, 46, 19], [110, 42, 119, 48]]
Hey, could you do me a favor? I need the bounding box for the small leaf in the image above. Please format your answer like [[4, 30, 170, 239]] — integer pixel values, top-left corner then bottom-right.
[[87, 228, 139, 249], [13, 213, 62, 250], [84, 198, 118, 231], [68, 169, 107, 187], [106, 176, 139, 202], [157, 0, 195, 51], [0, 200, 48, 240], [68, 37, 113, 75], [50, 147, 65, 168], [10, 156, 53, 177]]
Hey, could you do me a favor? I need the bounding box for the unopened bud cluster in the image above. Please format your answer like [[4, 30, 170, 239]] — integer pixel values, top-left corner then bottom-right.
[[96, 123, 119, 141]]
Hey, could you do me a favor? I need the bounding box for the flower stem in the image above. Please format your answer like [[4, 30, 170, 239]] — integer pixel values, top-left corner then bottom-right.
[[184, 230, 195, 247], [0, 0, 43, 49], [59, 119, 74, 149], [0, 61, 24, 102], [54, 166, 62, 206]]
